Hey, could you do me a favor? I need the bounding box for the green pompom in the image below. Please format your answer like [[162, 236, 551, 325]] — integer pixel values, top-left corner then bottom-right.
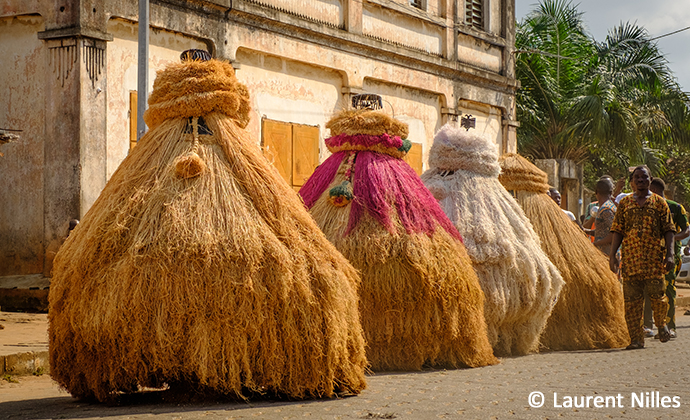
[[328, 181, 354, 207], [398, 138, 412, 153]]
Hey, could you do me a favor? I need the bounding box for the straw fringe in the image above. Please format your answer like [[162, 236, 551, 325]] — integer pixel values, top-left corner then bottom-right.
[[498, 154, 629, 351], [498, 153, 550, 193], [306, 158, 498, 370], [49, 110, 367, 401], [422, 127, 563, 356], [326, 110, 409, 139]]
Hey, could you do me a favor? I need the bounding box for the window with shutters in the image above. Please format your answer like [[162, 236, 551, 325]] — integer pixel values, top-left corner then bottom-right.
[[261, 118, 321, 191], [403, 142, 424, 175], [465, 0, 484, 30]]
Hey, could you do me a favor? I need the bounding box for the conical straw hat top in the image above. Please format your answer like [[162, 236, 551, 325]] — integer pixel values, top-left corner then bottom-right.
[[498, 153, 550, 193], [428, 125, 500, 177], [144, 60, 251, 130]]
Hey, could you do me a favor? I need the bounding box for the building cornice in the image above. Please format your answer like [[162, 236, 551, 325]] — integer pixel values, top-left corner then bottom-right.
[[230, 0, 518, 94], [38, 26, 113, 41]]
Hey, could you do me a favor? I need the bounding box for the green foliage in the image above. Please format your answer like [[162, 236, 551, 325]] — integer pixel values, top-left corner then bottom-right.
[[516, 0, 690, 191], [664, 147, 690, 209], [2, 374, 18, 383]]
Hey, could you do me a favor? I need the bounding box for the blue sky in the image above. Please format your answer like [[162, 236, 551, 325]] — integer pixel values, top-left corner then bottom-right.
[[515, 0, 690, 92]]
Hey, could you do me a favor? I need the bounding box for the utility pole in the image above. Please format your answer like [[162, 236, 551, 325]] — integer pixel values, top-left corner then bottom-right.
[[137, 0, 149, 141]]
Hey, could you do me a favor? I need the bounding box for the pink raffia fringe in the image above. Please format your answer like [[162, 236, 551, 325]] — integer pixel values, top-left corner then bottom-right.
[[300, 151, 346, 209], [299, 134, 462, 242]]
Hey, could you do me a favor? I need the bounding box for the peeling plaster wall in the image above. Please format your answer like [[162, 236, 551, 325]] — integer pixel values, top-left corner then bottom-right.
[[364, 78, 443, 171], [249, 0, 344, 27], [457, 33, 502, 73], [363, 3, 444, 55], [0, 15, 46, 276], [106, 18, 207, 178], [0, 0, 518, 277], [235, 48, 343, 161], [489, 0, 503, 36]]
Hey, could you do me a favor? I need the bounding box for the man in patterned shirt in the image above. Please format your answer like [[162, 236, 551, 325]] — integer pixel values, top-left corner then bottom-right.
[[609, 166, 675, 350]]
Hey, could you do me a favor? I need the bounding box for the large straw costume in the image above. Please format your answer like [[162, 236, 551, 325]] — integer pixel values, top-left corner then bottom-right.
[[421, 126, 563, 356], [48, 52, 367, 401], [299, 108, 498, 371], [498, 153, 629, 350]]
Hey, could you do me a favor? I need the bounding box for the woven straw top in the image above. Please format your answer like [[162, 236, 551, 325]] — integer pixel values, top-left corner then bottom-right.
[[498, 153, 550, 193], [325, 109, 410, 158], [428, 124, 500, 177], [144, 60, 251, 130], [326, 109, 408, 139]]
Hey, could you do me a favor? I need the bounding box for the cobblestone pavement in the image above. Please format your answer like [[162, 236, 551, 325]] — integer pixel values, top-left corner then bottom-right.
[[2, 315, 690, 420]]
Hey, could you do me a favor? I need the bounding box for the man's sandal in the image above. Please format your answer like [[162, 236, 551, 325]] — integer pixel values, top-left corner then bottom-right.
[[659, 326, 671, 343]]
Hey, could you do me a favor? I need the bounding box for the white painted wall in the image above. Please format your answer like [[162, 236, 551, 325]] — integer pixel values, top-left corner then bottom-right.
[[235, 48, 344, 161], [106, 18, 207, 179]]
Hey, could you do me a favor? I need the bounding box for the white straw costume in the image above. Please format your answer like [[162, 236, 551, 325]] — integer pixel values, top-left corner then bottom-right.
[[422, 125, 563, 356]]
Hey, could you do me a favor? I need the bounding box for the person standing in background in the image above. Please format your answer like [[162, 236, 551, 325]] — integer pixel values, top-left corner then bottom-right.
[[583, 175, 620, 231], [640, 178, 690, 339], [585, 178, 616, 255], [549, 187, 577, 223]]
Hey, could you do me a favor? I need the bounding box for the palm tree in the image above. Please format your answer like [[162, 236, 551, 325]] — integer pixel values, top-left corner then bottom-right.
[[571, 23, 676, 163], [516, 0, 595, 163], [516, 1, 687, 170]]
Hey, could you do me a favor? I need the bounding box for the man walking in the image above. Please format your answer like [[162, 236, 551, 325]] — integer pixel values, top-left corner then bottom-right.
[[609, 166, 675, 349]]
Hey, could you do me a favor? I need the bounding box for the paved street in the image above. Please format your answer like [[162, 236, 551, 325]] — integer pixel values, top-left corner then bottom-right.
[[2, 310, 690, 420]]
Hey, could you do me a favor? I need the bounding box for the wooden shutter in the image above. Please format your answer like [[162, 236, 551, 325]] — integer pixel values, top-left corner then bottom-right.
[[404, 142, 424, 175], [292, 124, 320, 190], [262, 119, 293, 185], [129, 91, 137, 150], [465, 0, 483, 29]]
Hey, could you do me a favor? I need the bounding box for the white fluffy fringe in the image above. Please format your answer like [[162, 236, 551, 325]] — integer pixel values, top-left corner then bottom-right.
[[422, 125, 564, 356]]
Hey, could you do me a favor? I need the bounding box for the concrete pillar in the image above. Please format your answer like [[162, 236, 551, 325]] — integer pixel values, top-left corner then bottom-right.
[[535, 159, 559, 189], [345, 0, 363, 35], [441, 107, 459, 126], [502, 0, 516, 79], [38, 30, 111, 276], [502, 119, 519, 154], [442, 0, 456, 60]]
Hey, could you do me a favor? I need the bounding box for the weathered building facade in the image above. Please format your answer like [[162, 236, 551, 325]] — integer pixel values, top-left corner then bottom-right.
[[0, 0, 518, 279]]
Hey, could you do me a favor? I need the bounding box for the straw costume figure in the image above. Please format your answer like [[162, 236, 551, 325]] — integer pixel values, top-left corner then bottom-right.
[[421, 126, 563, 356], [498, 153, 629, 350], [49, 50, 367, 402], [299, 100, 497, 371]]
